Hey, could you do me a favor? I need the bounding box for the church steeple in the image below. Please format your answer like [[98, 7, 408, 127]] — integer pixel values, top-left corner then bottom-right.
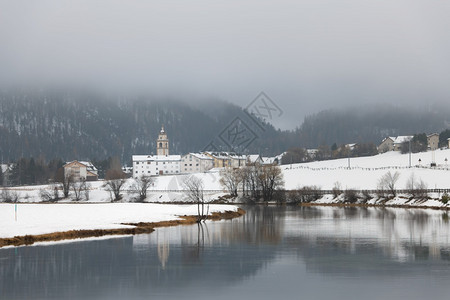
[[157, 125, 169, 156]]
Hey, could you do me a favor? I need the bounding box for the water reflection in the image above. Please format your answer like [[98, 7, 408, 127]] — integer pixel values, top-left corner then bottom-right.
[[1, 206, 450, 299]]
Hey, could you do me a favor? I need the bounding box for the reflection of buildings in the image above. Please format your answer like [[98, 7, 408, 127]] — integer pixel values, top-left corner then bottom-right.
[[157, 231, 170, 270]]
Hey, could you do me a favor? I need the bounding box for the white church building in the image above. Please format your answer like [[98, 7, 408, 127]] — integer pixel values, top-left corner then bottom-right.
[[132, 126, 181, 178]]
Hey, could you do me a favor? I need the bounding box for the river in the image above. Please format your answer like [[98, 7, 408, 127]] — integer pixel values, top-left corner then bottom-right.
[[1, 206, 450, 299]]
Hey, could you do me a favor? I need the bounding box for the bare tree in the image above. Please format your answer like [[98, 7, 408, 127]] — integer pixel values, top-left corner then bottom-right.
[[219, 167, 242, 197], [258, 164, 285, 202], [184, 176, 207, 222], [71, 179, 87, 201], [55, 167, 73, 198], [406, 173, 428, 200], [378, 171, 400, 197], [131, 175, 154, 202], [104, 168, 127, 201], [84, 182, 91, 201]]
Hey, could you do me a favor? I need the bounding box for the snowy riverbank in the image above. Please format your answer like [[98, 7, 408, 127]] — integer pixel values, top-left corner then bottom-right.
[[0, 203, 240, 240]]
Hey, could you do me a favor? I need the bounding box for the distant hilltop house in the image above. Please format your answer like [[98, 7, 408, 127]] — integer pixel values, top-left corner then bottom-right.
[[378, 136, 413, 153], [63, 161, 98, 181], [427, 133, 439, 150], [378, 134, 440, 153]]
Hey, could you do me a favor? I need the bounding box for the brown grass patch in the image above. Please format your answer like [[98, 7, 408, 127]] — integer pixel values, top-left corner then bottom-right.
[[0, 208, 245, 248]]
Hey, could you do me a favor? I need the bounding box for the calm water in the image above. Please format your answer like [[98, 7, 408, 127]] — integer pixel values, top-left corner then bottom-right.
[[2, 206, 450, 300]]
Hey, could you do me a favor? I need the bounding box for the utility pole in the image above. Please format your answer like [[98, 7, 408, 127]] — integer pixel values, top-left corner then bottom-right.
[[409, 139, 411, 167]]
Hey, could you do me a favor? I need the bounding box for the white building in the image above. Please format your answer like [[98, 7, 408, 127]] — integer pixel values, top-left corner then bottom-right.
[[133, 155, 181, 178], [132, 125, 181, 178], [181, 153, 214, 173]]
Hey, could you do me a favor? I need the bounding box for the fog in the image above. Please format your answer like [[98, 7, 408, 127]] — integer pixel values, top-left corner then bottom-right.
[[1, 0, 450, 129]]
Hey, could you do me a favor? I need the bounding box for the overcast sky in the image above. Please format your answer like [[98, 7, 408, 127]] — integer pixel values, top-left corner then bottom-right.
[[1, 0, 450, 129]]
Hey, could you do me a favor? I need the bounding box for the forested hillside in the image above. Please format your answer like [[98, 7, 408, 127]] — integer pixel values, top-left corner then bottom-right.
[[295, 104, 450, 148], [0, 90, 288, 163], [0, 89, 449, 164]]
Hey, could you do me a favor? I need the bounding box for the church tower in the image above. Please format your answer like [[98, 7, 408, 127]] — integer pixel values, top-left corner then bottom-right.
[[157, 125, 169, 156]]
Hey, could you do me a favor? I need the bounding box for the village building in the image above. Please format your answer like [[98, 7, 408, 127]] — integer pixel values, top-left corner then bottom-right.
[[132, 125, 181, 178], [203, 152, 232, 168], [229, 154, 247, 168], [378, 137, 395, 153], [181, 153, 214, 173], [132, 155, 181, 178], [427, 133, 439, 150], [247, 154, 264, 165], [63, 161, 98, 181], [156, 125, 170, 156], [378, 136, 413, 152]]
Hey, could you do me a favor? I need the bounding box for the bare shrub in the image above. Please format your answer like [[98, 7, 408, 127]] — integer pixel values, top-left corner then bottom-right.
[[344, 189, 358, 203], [130, 175, 154, 202], [332, 181, 342, 198], [361, 190, 373, 203], [378, 171, 400, 197], [104, 169, 127, 201], [39, 184, 59, 202], [289, 186, 322, 203], [1, 189, 20, 203], [406, 173, 428, 200]]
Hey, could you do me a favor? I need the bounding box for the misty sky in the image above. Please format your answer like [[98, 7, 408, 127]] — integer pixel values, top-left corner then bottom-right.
[[1, 0, 450, 129]]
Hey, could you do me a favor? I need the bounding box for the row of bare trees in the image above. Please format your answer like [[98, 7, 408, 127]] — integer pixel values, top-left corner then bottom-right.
[[219, 164, 285, 202]]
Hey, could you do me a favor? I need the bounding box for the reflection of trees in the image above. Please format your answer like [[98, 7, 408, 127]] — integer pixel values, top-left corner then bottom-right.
[[220, 206, 285, 245]]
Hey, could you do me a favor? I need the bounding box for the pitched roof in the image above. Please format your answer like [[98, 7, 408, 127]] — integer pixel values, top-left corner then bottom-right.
[[132, 155, 181, 161]]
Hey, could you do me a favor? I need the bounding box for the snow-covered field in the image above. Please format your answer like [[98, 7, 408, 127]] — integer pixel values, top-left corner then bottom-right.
[[282, 149, 450, 190], [0, 203, 239, 239], [4, 149, 450, 204]]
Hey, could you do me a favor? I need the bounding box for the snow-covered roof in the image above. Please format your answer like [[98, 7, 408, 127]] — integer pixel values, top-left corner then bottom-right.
[[247, 154, 263, 163], [1, 164, 12, 173], [64, 160, 98, 176], [262, 157, 278, 164], [132, 155, 181, 162], [306, 149, 318, 154], [204, 152, 232, 159], [393, 136, 413, 144], [184, 153, 213, 160], [78, 161, 98, 171]]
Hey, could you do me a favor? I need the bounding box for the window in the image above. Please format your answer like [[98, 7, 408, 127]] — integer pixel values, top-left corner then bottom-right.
[[136, 162, 139, 164]]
